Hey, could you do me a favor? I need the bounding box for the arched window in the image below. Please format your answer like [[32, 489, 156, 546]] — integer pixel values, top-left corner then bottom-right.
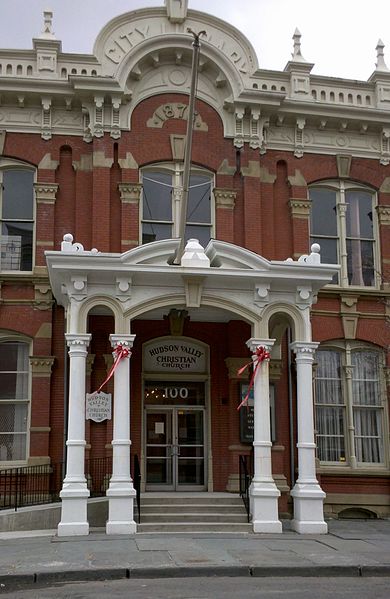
[[0, 339, 30, 463], [314, 343, 387, 468], [309, 181, 377, 287], [141, 164, 214, 247], [0, 161, 35, 272], [0, 160, 34, 271]]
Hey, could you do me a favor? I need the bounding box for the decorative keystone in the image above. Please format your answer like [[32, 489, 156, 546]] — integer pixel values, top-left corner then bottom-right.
[[181, 239, 210, 268]]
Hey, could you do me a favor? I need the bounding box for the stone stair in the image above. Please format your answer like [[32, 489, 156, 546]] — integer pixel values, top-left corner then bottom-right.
[[136, 492, 252, 533]]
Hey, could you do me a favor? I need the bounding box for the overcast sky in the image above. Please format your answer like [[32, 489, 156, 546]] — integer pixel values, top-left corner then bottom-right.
[[1, 0, 389, 81]]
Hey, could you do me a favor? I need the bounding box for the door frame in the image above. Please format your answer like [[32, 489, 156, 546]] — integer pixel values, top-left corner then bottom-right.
[[144, 405, 207, 491], [141, 373, 211, 492]]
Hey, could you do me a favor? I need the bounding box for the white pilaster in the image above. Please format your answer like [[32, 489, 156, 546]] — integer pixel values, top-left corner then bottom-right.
[[57, 333, 91, 537], [106, 334, 137, 535], [290, 341, 327, 534], [247, 338, 282, 533]]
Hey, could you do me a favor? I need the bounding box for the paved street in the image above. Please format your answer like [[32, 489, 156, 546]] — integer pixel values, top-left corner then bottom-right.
[[0, 520, 389, 594], [1, 577, 390, 599]]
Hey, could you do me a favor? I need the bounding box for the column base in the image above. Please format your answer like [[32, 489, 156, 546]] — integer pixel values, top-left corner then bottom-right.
[[106, 484, 137, 535], [57, 521, 89, 537], [57, 485, 89, 537], [250, 480, 282, 534], [291, 519, 328, 534], [252, 520, 283, 533], [290, 482, 327, 535], [106, 520, 137, 535]]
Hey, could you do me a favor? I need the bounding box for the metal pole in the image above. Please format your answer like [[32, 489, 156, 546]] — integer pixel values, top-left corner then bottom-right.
[[174, 28, 206, 264]]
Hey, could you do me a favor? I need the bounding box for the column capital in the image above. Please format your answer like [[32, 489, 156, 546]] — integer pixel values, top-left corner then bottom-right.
[[65, 333, 91, 354], [109, 334, 136, 353], [290, 341, 319, 361], [118, 183, 142, 204], [246, 338, 275, 354]]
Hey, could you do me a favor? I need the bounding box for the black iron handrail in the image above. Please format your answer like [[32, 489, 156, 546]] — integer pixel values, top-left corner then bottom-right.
[[133, 454, 141, 523], [239, 454, 253, 522]]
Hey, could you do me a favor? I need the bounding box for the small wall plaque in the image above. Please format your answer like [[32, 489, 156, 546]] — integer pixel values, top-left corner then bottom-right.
[[86, 392, 112, 422]]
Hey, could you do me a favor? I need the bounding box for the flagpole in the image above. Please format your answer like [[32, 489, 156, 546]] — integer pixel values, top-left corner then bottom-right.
[[174, 28, 206, 264]]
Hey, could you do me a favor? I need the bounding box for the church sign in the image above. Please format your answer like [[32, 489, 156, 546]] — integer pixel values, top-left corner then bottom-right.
[[86, 392, 112, 422], [144, 338, 207, 373]]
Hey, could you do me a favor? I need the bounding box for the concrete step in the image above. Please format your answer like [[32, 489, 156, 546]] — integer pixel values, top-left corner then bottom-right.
[[136, 493, 249, 533], [137, 522, 252, 533], [141, 504, 244, 514], [140, 494, 242, 506], [140, 512, 248, 523]]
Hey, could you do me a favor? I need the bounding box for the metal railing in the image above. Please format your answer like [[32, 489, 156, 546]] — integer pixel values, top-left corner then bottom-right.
[[133, 454, 141, 523], [0, 455, 139, 512], [239, 453, 253, 522], [0, 463, 62, 511]]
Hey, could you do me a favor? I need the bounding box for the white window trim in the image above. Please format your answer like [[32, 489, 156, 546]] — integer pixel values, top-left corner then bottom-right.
[[315, 340, 389, 474], [140, 162, 215, 244], [309, 180, 381, 290], [0, 333, 32, 467], [0, 158, 36, 274]]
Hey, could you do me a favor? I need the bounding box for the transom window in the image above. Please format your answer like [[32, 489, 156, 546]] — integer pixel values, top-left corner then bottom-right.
[[0, 163, 34, 272], [310, 181, 377, 287], [314, 344, 386, 467], [141, 164, 213, 247], [0, 340, 30, 463]]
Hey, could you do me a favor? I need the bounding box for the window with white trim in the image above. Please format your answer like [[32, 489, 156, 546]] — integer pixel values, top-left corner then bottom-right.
[[0, 340, 30, 463], [314, 344, 387, 467], [309, 181, 378, 287], [0, 162, 35, 272], [141, 163, 213, 246]]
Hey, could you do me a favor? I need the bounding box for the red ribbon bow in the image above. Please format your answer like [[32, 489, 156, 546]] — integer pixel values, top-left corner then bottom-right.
[[92, 343, 131, 395], [237, 346, 270, 410]]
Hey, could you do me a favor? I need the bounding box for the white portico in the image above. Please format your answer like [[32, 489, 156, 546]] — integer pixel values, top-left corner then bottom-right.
[[46, 236, 337, 536]]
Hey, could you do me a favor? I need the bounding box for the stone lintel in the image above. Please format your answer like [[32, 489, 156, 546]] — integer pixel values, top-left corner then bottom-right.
[[118, 152, 138, 169], [217, 159, 236, 176], [72, 155, 93, 171], [38, 154, 59, 170]]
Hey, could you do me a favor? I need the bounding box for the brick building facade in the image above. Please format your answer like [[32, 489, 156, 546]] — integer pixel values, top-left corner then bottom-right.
[[0, 1, 389, 533]]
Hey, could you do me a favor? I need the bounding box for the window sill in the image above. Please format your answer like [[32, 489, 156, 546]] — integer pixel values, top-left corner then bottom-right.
[[318, 465, 389, 477]]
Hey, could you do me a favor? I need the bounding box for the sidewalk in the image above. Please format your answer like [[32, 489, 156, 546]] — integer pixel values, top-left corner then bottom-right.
[[0, 520, 389, 591]]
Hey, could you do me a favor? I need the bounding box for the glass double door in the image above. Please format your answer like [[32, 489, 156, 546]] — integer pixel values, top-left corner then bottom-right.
[[145, 407, 206, 490]]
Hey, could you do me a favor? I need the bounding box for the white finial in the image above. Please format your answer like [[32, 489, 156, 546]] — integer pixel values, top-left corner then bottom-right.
[[375, 39, 389, 72], [39, 9, 56, 40], [291, 28, 307, 62]]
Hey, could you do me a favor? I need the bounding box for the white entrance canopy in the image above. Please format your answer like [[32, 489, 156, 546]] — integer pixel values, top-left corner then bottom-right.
[[46, 236, 338, 536]]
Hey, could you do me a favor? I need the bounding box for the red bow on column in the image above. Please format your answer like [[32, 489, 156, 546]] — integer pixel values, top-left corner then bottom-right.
[[237, 346, 270, 410], [92, 343, 131, 395]]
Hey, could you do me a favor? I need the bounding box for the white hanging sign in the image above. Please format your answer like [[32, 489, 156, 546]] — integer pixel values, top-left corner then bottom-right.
[[86, 392, 112, 422]]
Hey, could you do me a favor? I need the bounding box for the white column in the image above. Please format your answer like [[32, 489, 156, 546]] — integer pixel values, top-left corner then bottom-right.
[[58, 333, 91, 537], [247, 338, 282, 533], [106, 334, 137, 535], [290, 341, 327, 534]]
